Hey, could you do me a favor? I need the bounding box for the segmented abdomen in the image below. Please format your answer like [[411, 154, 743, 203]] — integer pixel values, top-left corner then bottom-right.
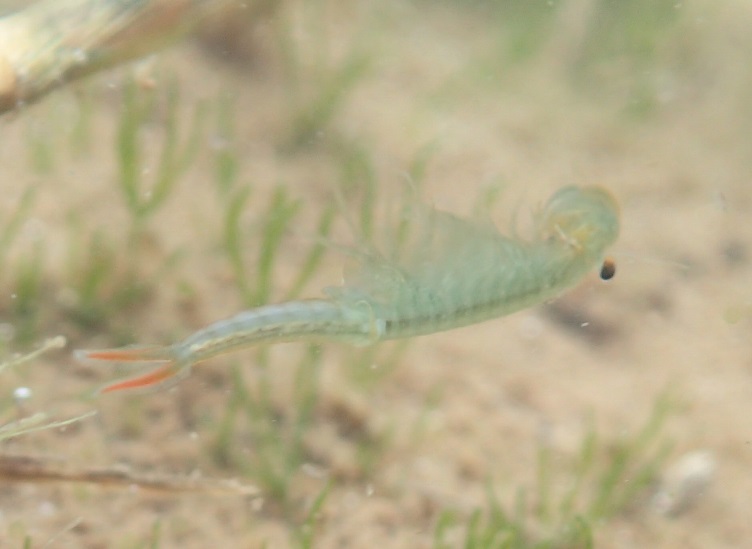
[[176, 299, 376, 362]]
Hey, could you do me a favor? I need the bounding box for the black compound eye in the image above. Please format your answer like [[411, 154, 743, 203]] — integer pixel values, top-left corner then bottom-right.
[[600, 257, 616, 280]]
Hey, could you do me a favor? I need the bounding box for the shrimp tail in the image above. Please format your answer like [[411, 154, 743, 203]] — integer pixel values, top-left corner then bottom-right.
[[74, 345, 186, 394], [75, 345, 172, 364]]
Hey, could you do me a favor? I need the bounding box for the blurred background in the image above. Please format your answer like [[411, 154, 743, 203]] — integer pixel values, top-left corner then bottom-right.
[[0, 0, 750, 547]]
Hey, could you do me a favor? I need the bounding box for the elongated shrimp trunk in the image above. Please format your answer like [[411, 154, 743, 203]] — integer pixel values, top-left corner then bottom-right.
[[173, 298, 378, 363], [75, 299, 378, 393]]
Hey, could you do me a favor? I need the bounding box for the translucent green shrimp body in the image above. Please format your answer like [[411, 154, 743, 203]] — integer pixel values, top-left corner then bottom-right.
[[76, 185, 619, 393]]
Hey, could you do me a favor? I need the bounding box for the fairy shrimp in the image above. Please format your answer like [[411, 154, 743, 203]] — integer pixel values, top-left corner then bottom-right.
[[76, 185, 620, 393]]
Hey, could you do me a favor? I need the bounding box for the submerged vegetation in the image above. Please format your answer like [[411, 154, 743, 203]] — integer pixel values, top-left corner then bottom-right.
[[434, 395, 674, 549], [0, 336, 95, 442], [0, 0, 740, 546]]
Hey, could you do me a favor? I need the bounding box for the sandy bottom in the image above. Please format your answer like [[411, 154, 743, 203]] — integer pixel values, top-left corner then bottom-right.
[[0, 1, 751, 547]]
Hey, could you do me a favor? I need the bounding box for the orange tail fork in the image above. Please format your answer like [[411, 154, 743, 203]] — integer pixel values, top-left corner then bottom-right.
[[75, 345, 180, 393]]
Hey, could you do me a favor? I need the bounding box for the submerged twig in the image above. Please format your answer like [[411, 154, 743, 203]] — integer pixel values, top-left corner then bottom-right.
[[0, 335, 98, 441], [0, 0, 232, 113], [0, 454, 260, 496]]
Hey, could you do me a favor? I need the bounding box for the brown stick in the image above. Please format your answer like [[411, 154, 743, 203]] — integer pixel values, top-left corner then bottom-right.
[[0, 454, 260, 496]]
